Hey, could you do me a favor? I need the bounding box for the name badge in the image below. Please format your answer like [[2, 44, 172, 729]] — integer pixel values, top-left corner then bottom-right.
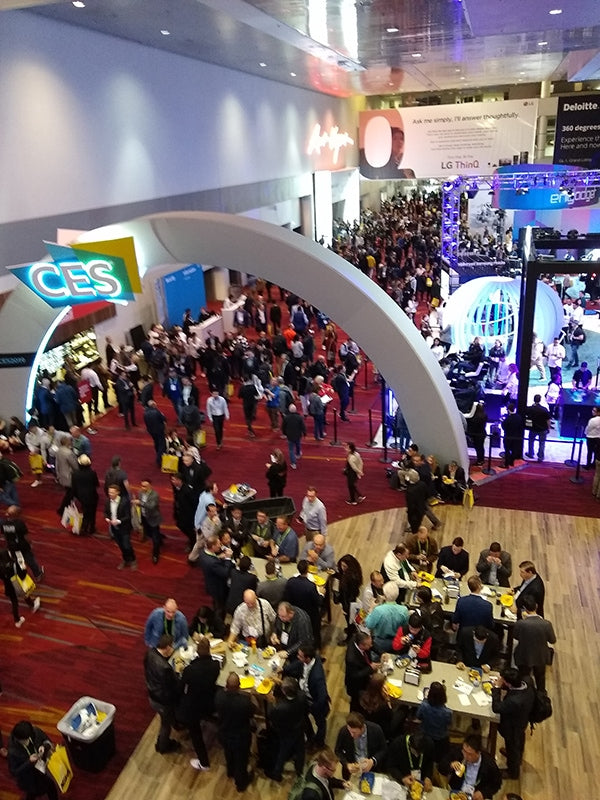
[[281, 631, 289, 645]]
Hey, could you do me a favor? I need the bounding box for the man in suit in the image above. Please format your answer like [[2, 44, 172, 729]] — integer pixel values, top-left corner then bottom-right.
[[334, 712, 387, 780], [440, 732, 502, 800], [476, 542, 512, 587], [104, 483, 137, 570], [285, 642, 330, 748], [513, 596, 556, 691], [215, 672, 255, 792], [271, 602, 313, 660], [170, 473, 197, 550], [283, 559, 322, 647], [452, 576, 494, 632], [143, 633, 179, 754], [266, 676, 307, 782], [491, 668, 535, 779], [457, 625, 501, 672], [501, 402, 524, 468], [143, 401, 167, 466], [199, 535, 233, 619], [512, 560, 545, 618], [345, 631, 378, 711], [134, 478, 163, 564]]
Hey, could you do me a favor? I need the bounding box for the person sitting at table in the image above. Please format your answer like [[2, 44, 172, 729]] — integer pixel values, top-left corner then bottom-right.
[[452, 575, 494, 633], [358, 673, 404, 741], [392, 613, 432, 671], [298, 747, 350, 800], [334, 712, 387, 780], [188, 605, 226, 640], [435, 536, 469, 579], [440, 461, 467, 504], [439, 732, 502, 800], [271, 601, 313, 660], [381, 544, 418, 600], [249, 509, 274, 558], [361, 571, 385, 613], [226, 555, 258, 616], [413, 586, 447, 659], [457, 625, 501, 672], [387, 731, 435, 790], [179, 637, 221, 771], [227, 589, 275, 649], [476, 541, 512, 587], [144, 597, 189, 649], [268, 516, 299, 563], [299, 533, 336, 571], [364, 582, 409, 654], [416, 681, 452, 763], [512, 560, 545, 619], [405, 526, 439, 574]]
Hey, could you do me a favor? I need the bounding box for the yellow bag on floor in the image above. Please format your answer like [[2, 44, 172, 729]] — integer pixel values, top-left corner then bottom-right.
[[227, 382, 235, 398], [161, 453, 179, 473], [463, 486, 474, 510], [47, 744, 74, 794]]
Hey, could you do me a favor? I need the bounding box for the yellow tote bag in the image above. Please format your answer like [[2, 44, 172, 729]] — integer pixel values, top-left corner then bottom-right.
[[463, 486, 475, 510], [29, 452, 44, 472], [11, 572, 36, 597], [47, 744, 74, 794], [227, 382, 235, 398], [194, 429, 207, 448], [161, 453, 179, 473]]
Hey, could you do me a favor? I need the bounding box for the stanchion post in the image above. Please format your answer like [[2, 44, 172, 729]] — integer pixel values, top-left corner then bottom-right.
[[481, 434, 496, 476], [366, 408, 375, 448], [564, 420, 581, 467], [330, 407, 341, 446], [379, 378, 390, 463], [570, 438, 585, 484], [364, 357, 368, 390]]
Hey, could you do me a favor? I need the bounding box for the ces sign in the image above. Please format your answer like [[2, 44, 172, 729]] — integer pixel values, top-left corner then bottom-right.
[[9, 237, 142, 308]]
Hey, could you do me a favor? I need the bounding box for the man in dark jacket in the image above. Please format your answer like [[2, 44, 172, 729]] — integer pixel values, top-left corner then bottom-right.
[[199, 535, 232, 619], [179, 637, 220, 770], [170, 473, 197, 549], [334, 712, 387, 780], [283, 559, 322, 647], [104, 484, 136, 570], [271, 602, 313, 660], [282, 404, 306, 469], [491, 667, 535, 779], [457, 625, 501, 671], [8, 720, 57, 800], [144, 400, 167, 466], [345, 631, 378, 711], [513, 560, 546, 619], [298, 747, 348, 800], [439, 732, 502, 799], [143, 634, 180, 754], [285, 642, 330, 748], [266, 676, 307, 781], [501, 402, 524, 468], [476, 542, 512, 587], [513, 596, 556, 691], [215, 672, 255, 792], [387, 731, 434, 789]]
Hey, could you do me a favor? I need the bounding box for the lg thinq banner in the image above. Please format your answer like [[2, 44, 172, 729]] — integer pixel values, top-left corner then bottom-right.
[[553, 94, 600, 168], [359, 99, 538, 180]]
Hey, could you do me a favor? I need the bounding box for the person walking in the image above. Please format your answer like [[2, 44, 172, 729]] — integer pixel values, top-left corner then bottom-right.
[[265, 448, 287, 497], [282, 404, 306, 470], [143, 400, 167, 466], [0, 548, 41, 628], [143, 634, 181, 754], [71, 454, 99, 535], [206, 390, 229, 449], [104, 484, 137, 570], [344, 442, 365, 505], [215, 672, 255, 792], [133, 478, 163, 564]]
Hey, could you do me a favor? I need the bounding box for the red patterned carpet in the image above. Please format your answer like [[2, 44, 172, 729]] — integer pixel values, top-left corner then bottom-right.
[[0, 359, 597, 798]]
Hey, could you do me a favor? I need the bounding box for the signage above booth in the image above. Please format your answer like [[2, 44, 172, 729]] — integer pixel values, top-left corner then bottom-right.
[[9, 237, 142, 308]]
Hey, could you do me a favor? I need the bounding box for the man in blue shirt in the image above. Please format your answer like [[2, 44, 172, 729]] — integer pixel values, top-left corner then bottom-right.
[[364, 582, 409, 653], [144, 598, 188, 648], [452, 575, 494, 632], [269, 516, 298, 563]]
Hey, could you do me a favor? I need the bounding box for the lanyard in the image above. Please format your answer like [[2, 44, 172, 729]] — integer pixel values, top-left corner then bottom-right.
[[406, 735, 423, 771]]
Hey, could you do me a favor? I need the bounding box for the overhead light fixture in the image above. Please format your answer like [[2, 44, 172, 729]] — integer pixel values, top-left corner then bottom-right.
[[460, 76, 466, 80], [412, 53, 422, 58], [538, 41, 548, 46], [72, 1, 85, 7], [290, 72, 297, 77], [455, 68, 461, 73], [386, 26, 399, 33], [259, 62, 267, 67], [520, 71, 525, 75], [160, 29, 170, 36], [549, 8, 562, 14]]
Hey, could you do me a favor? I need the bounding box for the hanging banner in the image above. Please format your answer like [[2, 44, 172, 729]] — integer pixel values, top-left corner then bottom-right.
[[359, 99, 538, 179], [8, 237, 142, 308], [553, 94, 600, 168]]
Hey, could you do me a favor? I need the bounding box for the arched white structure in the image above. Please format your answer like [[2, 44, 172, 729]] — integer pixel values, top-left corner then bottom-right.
[[3, 212, 469, 469]]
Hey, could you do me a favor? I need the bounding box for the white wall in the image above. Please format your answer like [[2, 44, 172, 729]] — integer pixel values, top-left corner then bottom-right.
[[0, 11, 357, 226]]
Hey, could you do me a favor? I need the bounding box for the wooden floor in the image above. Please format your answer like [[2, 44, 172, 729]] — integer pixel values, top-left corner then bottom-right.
[[106, 503, 599, 800]]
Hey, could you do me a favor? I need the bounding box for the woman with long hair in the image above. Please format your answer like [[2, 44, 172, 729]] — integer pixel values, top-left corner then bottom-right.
[[344, 442, 365, 505], [358, 672, 404, 740], [265, 448, 287, 498], [336, 553, 363, 643], [416, 680, 452, 762]]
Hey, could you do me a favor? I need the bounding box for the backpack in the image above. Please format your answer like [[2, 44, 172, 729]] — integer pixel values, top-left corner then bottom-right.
[[529, 689, 552, 731], [288, 771, 322, 800], [4, 460, 23, 482], [292, 308, 307, 330]]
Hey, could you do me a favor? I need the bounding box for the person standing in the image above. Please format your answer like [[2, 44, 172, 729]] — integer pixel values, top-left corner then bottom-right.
[[55, 435, 78, 517], [501, 402, 524, 468], [298, 486, 327, 541], [345, 631, 378, 711], [134, 478, 163, 564], [104, 484, 137, 570], [265, 449, 287, 497], [238, 377, 260, 439], [584, 406, 600, 470], [466, 402, 488, 466], [143, 400, 167, 466], [199, 535, 233, 619], [8, 720, 57, 800], [115, 370, 137, 430], [525, 394, 551, 462], [170, 473, 197, 550], [0, 548, 41, 628], [546, 336, 566, 383], [285, 643, 330, 749], [206, 390, 229, 449], [344, 442, 365, 505], [308, 389, 326, 441], [143, 633, 181, 754], [266, 676, 307, 782], [71, 454, 99, 535], [282, 404, 306, 470], [215, 672, 255, 792], [491, 668, 535, 780], [180, 637, 220, 771], [513, 595, 556, 691]]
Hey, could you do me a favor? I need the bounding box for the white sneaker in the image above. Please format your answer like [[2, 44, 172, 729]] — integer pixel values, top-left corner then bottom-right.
[[33, 597, 41, 613], [31, 480, 41, 487], [15, 616, 25, 628], [190, 758, 210, 771]]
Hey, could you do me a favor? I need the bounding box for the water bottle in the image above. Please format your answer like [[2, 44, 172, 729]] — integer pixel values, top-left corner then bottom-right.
[[275, 557, 282, 578]]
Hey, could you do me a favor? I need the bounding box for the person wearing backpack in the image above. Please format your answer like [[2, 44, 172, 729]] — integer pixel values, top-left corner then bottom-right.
[[290, 746, 349, 800], [491, 667, 535, 780]]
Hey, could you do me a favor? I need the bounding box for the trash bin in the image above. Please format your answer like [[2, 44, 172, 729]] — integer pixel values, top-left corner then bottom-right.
[[238, 495, 296, 524], [57, 696, 116, 773]]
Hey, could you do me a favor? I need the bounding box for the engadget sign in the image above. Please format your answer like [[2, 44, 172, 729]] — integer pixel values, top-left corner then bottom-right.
[[9, 237, 142, 307]]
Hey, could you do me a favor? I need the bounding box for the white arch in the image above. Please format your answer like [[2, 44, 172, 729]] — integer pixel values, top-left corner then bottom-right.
[[2, 211, 468, 468]]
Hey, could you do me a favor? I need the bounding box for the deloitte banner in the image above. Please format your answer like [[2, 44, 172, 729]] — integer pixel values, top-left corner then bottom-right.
[[553, 94, 600, 168], [9, 237, 142, 308], [359, 99, 538, 180]]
